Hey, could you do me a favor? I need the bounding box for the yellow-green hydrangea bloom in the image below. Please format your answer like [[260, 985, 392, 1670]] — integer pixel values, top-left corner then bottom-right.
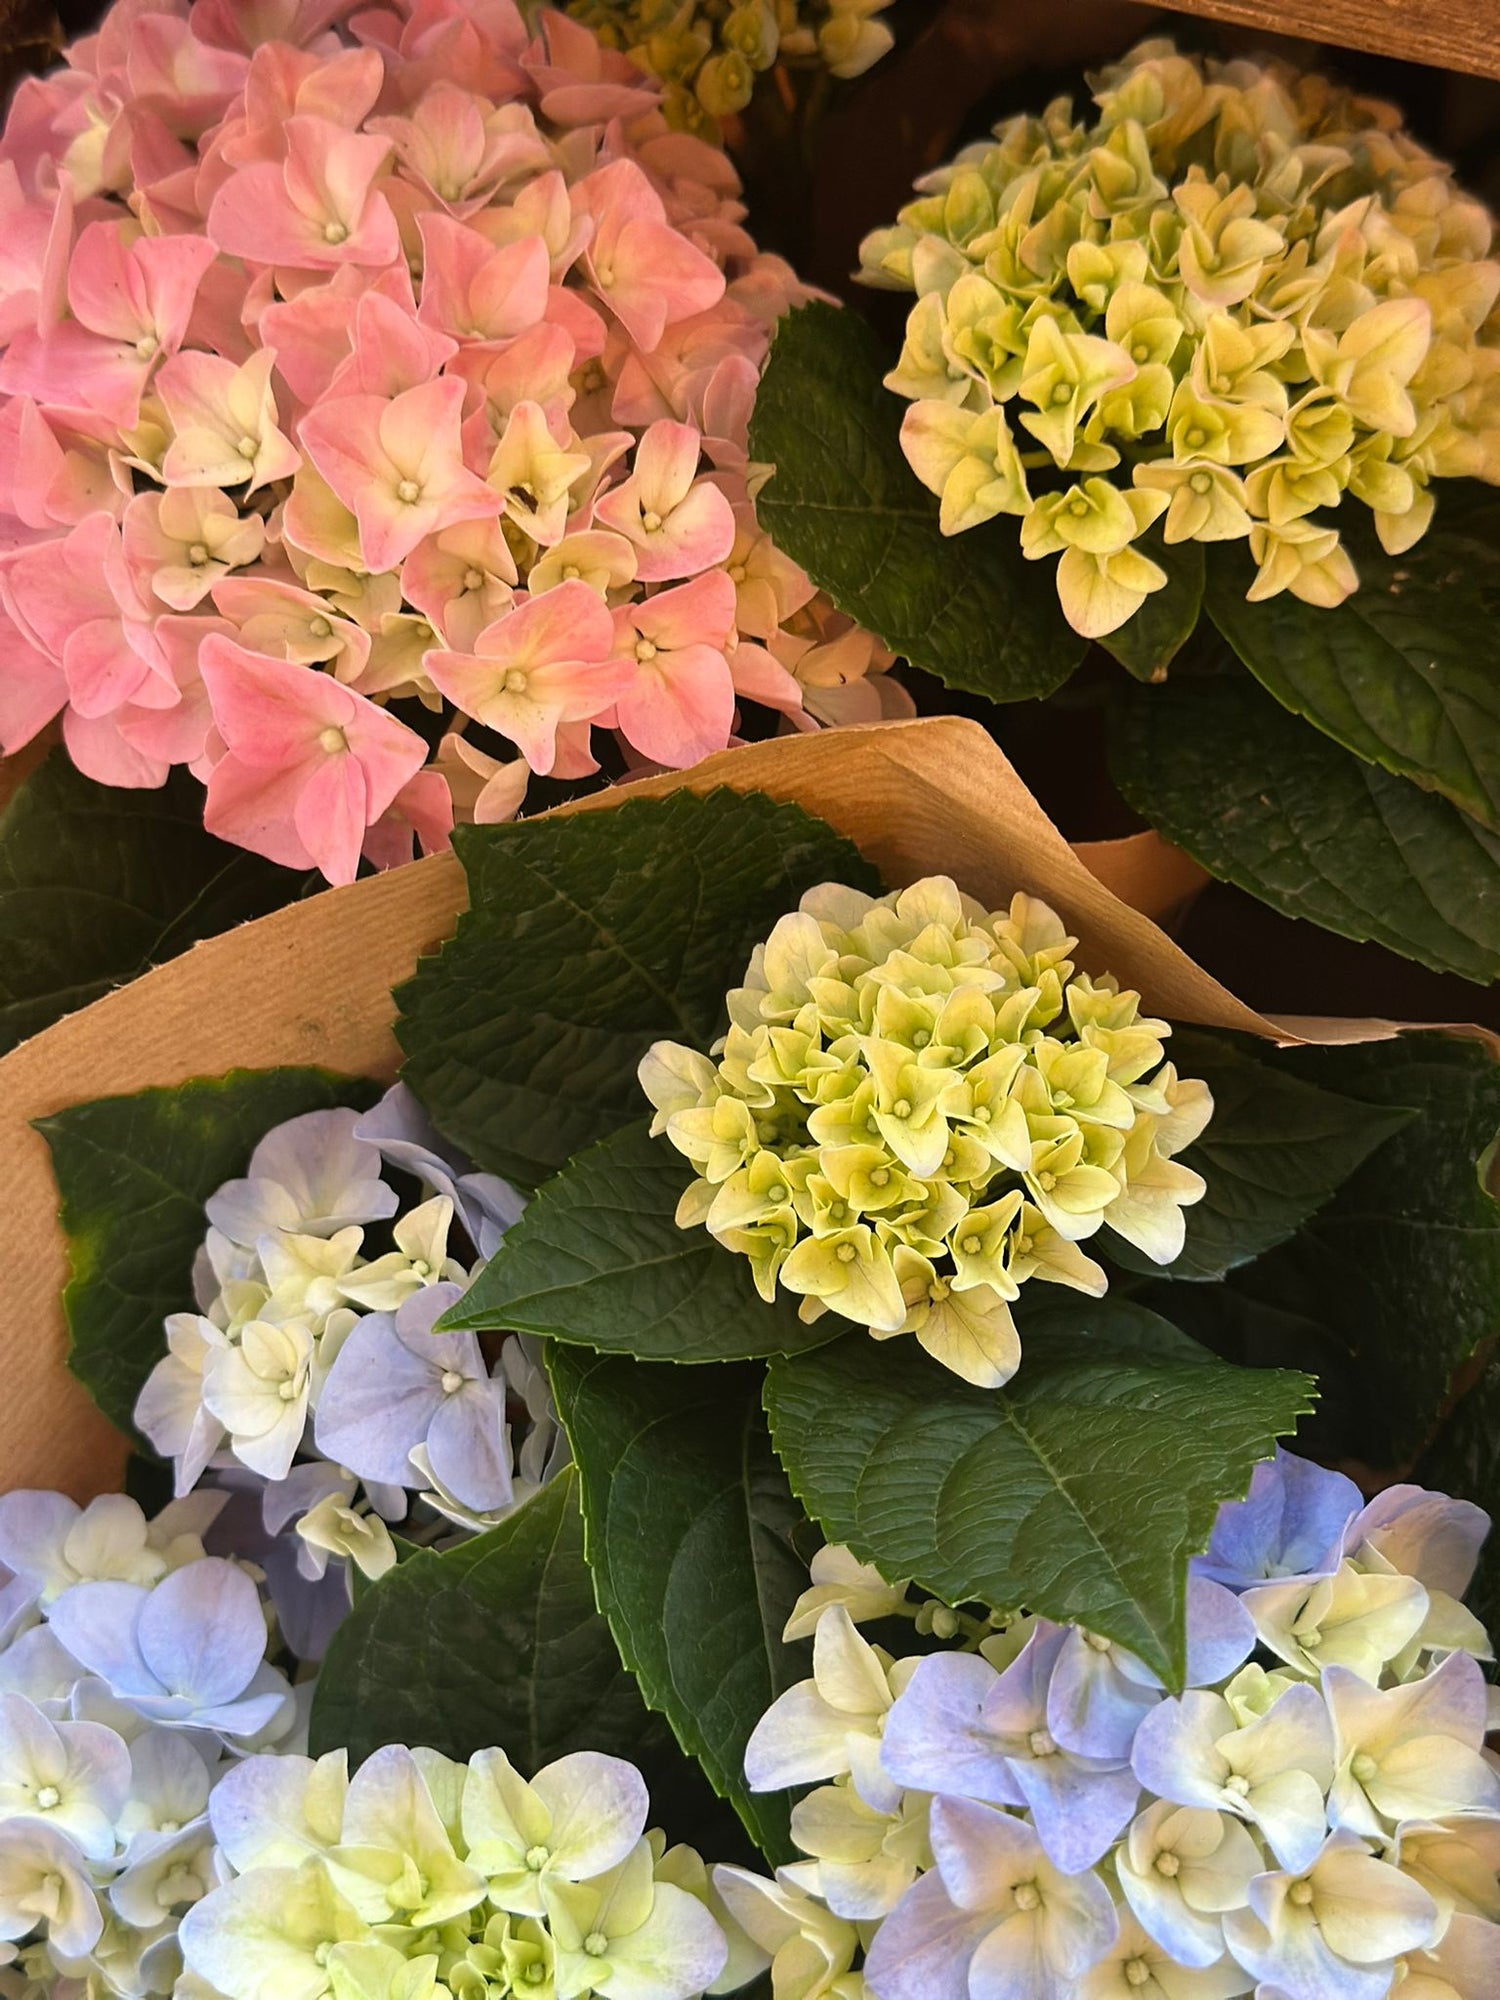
[[859, 39, 1500, 639], [544, 0, 894, 135], [639, 877, 1211, 1390]]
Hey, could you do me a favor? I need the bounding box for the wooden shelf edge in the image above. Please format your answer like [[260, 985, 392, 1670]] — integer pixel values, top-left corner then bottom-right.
[[1146, 0, 1500, 80]]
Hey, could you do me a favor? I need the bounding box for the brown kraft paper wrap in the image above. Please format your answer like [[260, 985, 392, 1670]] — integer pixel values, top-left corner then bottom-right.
[[0, 715, 1483, 1498]]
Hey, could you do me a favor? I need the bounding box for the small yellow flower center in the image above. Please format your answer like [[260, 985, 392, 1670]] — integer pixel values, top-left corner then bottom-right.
[[35, 1787, 60, 1810], [892, 1098, 912, 1119], [1085, 1631, 1112, 1652], [187, 542, 210, 566], [1289, 1880, 1315, 1907], [318, 726, 348, 754], [961, 1234, 982, 1256], [1124, 1961, 1152, 1989], [524, 1846, 550, 1872], [561, 563, 582, 580], [1351, 1752, 1379, 1783], [1154, 1850, 1180, 1877], [1190, 471, 1213, 495], [584, 1931, 610, 1958], [323, 220, 349, 244], [309, 617, 332, 637], [235, 434, 258, 459], [1028, 1728, 1057, 1757], [871, 1169, 890, 1187], [1013, 1880, 1042, 1911], [973, 1105, 992, 1124], [641, 509, 663, 533], [1037, 1170, 1057, 1191], [441, 1369, 465, 1395], [277, 1379, 299, 1401], [1185, 426, 1207, 449], [836, 1243, 857, 1264], [767, 1184, 787, 1203], [135, 333, 157, 359], [635, 639, 658, 662], [503, 668, 529, 693], [1224, 1774, 1251, 1798], [1050, 383, 1072, 406], [1211, 373, 1232, 395], [1131, 342, 1150, 363], [463, 568, 486, 591], [397, 479, 422, 504], [1069, 496, 1090, 518]]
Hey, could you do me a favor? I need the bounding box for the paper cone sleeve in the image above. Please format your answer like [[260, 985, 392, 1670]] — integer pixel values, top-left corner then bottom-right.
[[0, 716, 1481, 1498]]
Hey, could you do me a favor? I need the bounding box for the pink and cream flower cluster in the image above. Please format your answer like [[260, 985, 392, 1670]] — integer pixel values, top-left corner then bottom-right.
[[0, 0, 900, 882]]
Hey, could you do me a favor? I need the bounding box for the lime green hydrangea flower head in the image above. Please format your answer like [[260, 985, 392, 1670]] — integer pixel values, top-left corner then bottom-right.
[[859, 38, 1500, 639], [539, 0, 893, 133], [639, 876, 1212, 1389]]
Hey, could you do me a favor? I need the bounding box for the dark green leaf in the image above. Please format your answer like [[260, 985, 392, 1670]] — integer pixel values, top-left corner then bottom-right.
[[38, 1068, 374, 1438], [308, 1470, 747, 1855], [748, 302, 1087, 703], [1110, 672, 1500, 981], [1416, 1357, 1500, 1651], [441, 1123, 839, 1362], [764, 1297, 1313, 1686], [1225, 1035, 1500, 1463], [0, 753, 313, 1056], [1103, 1027, 1413, 1281], [396, 788, 879, 1189], [549, 1347, 808, 1862], [1096, 531, 1204, 683], [1204, 487, 1500, 832]]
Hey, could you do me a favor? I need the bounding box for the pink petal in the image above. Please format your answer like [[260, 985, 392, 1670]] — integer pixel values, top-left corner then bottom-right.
[[203, 750, 318, 870], [633, 570, 736, 652], [200, 635, 348, 764], [0, 610, 66, 752], [635, 479, 736, 583], [615, 644, 735, 768], [64, 707, 172, 790], [293, 750, 368, 885]]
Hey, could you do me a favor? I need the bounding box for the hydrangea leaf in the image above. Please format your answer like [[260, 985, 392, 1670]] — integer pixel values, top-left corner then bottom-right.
[[548, 1346, 808, 1863], [1110, 671, 1500, 981], [1102, 1027, 1413, 1282], [1415, 1356, 1500, 1651], [747, 301, 1087, 702], [37, 1068, 375, 1439], [0, 752, 313, 1056], [441, 1122, 840, 1361], [308, 1468, 748, 1857], [1204, 484, 1500, 833], [396, 788, 879, 1189], [1223, 1034, 1500, 1464], [1095, 529, 1204, 684], [764, 1299, 1313, 1687]]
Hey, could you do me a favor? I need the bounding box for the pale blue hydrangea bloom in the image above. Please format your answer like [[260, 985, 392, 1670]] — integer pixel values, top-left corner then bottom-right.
[[732, 1453, 1500, 2000], [131, 1083, 559, 1641], [313, 1284, 512, 1515]]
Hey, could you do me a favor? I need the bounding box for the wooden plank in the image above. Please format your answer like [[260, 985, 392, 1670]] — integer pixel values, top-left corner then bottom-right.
[[1146, 0, 1500, 80]]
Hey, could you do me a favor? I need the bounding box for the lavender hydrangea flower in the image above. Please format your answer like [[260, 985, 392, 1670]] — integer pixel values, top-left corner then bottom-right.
[[314, 1283, 513, 1515], [353, 1085, 525, 1260], [206, 1108, 399, 1247], [1193, 1449, 1360, 1592]]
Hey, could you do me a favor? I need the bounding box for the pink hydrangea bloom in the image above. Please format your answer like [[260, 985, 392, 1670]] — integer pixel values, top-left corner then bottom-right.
[[0, 0, 903, 884]]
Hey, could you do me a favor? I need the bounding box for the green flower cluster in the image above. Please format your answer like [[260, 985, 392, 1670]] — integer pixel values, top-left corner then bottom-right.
[[557, 0, 893, 130], [640, 876, 1211, 1388], [859, 39, 1500, 638]]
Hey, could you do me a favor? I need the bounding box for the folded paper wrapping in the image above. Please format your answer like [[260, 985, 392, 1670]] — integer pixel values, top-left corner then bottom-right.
[[0, 714, 1462, 1499]]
